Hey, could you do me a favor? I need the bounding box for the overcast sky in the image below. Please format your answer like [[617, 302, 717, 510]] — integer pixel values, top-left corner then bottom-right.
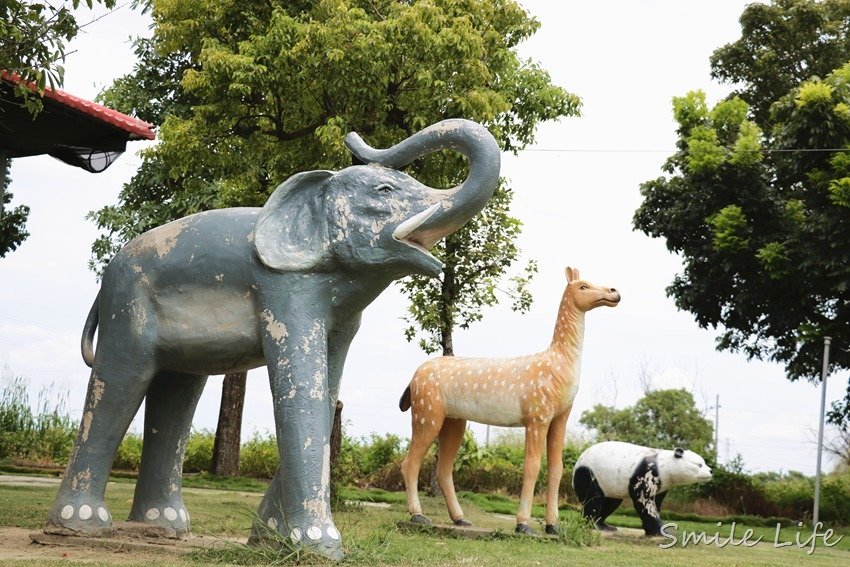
[[1, 0, 846, 475]]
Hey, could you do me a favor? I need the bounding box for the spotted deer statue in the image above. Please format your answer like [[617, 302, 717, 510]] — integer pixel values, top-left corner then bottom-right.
[[398, 267, 620, 534]]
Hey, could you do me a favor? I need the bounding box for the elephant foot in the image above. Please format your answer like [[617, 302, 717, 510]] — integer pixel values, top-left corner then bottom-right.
[[515, 523, 534, 535], [45, 499, 113, 536], [128, 501, 191, 537], [544, 524, 558, 535], [453, 518, 473, 527], [250, 515, 344, 561], [410, 514, 432, 525]]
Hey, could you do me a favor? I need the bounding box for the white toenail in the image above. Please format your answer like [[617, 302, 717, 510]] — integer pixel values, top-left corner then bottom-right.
[[307, 526, 321, 541], [146, 508, 160, 520], [98, 507, 109, 522], [179, 508, 187, 523], [290, 527, 302, 543], [60, 505, 74, 520], [78, 505, 92, 520], [267, 517, 278, 530], [164, 507, 177, 521], [327, 526, 340, 540]]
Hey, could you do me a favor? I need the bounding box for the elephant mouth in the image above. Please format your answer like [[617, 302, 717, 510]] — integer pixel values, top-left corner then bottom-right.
[[393, 203, 446, 270]]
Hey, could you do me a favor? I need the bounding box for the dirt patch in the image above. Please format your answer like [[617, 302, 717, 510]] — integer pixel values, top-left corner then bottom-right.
[[0, 526, 240, 565]]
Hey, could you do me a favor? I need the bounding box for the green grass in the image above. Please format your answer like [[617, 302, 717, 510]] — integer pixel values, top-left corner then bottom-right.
[[1, 480, 848, 566]]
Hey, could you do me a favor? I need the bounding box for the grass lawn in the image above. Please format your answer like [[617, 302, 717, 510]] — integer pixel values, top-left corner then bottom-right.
[[0, 476, 847, 566]]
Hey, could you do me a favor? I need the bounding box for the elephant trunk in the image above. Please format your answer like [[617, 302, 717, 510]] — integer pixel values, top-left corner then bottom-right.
[[344, 119, 500, 247]]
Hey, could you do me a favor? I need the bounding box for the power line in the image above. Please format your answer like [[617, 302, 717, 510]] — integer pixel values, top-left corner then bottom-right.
[[520, 147, 850, 154]]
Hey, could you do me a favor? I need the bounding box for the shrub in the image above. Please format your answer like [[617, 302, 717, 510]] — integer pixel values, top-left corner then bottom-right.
[[114, 433, 143, 471], [183, 430, 214, 473], [240, 432, 279, 478], [0, 373, 77, 464]]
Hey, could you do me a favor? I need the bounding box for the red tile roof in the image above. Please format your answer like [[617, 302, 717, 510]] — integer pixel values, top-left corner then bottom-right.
[[1, 71, 156, 141]]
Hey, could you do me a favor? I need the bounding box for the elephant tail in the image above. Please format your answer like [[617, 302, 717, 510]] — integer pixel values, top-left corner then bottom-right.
[[399, 386, 411, 412], [81, 292, 100, 368]]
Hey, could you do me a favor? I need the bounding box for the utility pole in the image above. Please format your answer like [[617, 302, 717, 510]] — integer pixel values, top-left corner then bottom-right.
[[813, 336, 832, 527]]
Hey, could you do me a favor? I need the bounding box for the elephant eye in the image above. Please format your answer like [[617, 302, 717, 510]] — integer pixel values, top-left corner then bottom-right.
[[375, 183, 395, 193]]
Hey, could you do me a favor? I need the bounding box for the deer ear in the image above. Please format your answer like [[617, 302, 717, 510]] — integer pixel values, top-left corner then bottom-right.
[[254, 170, 334, 271], [565, 267, 573, 282]]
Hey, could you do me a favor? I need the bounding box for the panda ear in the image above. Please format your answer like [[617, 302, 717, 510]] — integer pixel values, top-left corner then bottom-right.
[[674, 447, 684, 459]]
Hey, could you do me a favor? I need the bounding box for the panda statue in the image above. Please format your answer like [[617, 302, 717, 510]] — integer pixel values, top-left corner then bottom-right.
[[572, 441, 712, 536]]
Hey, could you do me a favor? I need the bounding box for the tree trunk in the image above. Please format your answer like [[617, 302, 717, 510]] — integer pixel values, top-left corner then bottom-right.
[[210, 372, 247, 477], [330, 400, 344, 506]]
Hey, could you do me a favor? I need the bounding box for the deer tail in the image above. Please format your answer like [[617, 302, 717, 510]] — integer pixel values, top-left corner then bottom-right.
[[81, 291, 100, 368], [399, 385, 411, 412]]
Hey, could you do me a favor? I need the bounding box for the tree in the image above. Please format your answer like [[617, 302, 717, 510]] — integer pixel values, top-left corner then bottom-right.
[[710, 0, 850, 129], [0, 156, 29, 257], [634, 0, 850, 426], [579, 389, 715, 457], [91, 0, 579, 474]]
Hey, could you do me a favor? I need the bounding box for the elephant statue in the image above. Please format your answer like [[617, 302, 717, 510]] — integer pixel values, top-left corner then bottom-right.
[[45, 119, 500, 559]]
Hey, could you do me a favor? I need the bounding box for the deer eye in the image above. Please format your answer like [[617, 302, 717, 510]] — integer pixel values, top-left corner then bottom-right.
[[375, 183, 395, 193], [579, 285, 588, 290]]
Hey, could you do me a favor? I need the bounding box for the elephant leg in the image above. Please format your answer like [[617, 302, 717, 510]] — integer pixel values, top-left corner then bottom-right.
[[253, 309, 342, 559], [129, 371, 208, 535], [46, 351, 155, 534], [436, 418, 468, 525]]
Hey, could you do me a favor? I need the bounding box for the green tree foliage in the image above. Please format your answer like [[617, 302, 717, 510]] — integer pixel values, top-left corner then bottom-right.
[[0, 0, 116, 112], [579, 389, 715, 456], [1, 156, 29, 257], [635, 1, 850, 425], [89, 0, 580, 352], [710, 0, 850, 129]]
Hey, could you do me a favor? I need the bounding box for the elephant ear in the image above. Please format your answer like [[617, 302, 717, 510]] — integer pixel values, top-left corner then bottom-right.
[[254, 170, 334, 272]]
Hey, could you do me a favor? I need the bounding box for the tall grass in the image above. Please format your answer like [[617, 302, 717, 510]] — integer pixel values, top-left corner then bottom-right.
[[0, 371, 77, 464]]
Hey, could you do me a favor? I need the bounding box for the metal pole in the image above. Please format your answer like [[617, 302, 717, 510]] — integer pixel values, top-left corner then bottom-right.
[[813, 336, 832, 527], [485, 424, 490, 447]]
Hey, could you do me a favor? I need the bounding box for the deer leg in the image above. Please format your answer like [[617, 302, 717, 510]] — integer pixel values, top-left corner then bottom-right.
[[515, 422, 547, 533], [436, 418, 469, 525], [401, 406, 443, 524], [544, 411, 569, 533]]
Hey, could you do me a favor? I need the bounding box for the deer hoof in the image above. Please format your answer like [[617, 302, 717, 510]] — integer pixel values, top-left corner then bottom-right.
[[410, 514, 432, 525], [515, 523, 534, 535], [544, 524, 558, 535], [453, 518, 473, 527]]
